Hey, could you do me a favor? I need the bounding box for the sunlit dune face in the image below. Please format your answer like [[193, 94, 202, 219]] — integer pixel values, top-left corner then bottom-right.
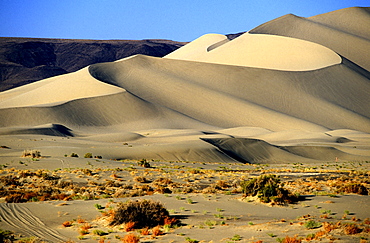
[[165, 33, 341, 71], [0, 67, 124, 109]]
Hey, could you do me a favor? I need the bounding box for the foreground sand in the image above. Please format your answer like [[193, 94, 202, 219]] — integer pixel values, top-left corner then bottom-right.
[[0, 153, 369, 242]]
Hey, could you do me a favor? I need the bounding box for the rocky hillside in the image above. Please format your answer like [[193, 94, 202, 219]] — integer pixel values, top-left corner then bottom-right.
[[0, 37, 186, 91]]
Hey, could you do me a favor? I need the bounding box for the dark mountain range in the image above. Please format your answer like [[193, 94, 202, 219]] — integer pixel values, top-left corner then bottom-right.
[[0, 37, 186, 91], [0, 32, 245, 91]]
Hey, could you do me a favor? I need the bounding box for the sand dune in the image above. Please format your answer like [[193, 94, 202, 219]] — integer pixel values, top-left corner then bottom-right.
[[0, 67, 124, 109], [90, 55, 370, 132], [250, 7, 370, 71], [165, 33, 341, 71], [0, 7, 369, 164]]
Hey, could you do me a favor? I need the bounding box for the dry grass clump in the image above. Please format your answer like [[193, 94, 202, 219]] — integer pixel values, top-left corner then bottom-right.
[[343, 223, 362, 235], [134, 176, 149, 183], [122, 233, 140, 243], [336, 183, 368, 195], [137, 159, 151, 168], [109, 199, 171, 228], [151, 226, 163, 237], [240, 174, 298, 204], [62, 221, 73, 227], [124, 221, 136, 232], [280, 235, 302, 243], [21, 150, 41, 158], [153, 177, 173, 185]]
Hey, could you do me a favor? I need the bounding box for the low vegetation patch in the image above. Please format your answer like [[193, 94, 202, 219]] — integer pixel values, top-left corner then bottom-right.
[[21, 150, 41, 158], [109, 199, 175, 228], [240, 174, 298, 204]]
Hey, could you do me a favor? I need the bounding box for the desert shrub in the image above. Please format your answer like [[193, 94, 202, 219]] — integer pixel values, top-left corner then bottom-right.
[[23, 192, 38, 201], [163, 216, 178, 226], [151, 226, 163, 236], [70, 153, 79, 157], [110, 199, 170, 228], [124, 221, 136, 232], [5, 193, 25, 203], [304, 220, 322, 229], [84, 153, 93, 158], [216, 180, 229, 189], [21, 150, 41, 158], [154, 186, 172, 194], [336, 183, 368, 195], [134, 176, 149, 183], [343, 223, 362, 234], [81, 168, 93, 176], [80, 223, 92, 231], [62, 221, 73, 227], [185, 237, 199, 243], [240, 174, 298, 204], [137, 159, 151, 168], [280, 235, 302, 243], [141, 228, 150, 235], [154, 177, 173, 185], [122, 233, 140, 243], [0, 175, 20, 186], [92, 229, 107, 236], [0, 229, 15, 243]]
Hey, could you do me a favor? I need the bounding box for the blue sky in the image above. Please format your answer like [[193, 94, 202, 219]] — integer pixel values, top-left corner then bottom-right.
[[0, 0, 368, 42]]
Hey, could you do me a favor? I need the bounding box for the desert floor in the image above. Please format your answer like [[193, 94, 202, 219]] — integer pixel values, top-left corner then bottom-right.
[[0, 135, 369, 243]]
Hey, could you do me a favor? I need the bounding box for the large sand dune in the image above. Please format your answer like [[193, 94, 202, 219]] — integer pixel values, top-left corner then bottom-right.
[[164, 33, 341, 71], [250, 7, 370, 71], [0, 7, 369, 164]]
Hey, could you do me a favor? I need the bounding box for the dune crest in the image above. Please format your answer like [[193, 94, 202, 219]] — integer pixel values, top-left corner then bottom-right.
[[165, 33, 341, 71], [250, 7, 370, 71], [0, 67, 124, 109]]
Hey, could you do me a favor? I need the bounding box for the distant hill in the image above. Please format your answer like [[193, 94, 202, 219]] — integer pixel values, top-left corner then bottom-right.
[[0, 37, 186, 91]]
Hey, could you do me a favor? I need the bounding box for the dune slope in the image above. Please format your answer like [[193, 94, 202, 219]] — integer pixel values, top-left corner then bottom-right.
[[165, 33, 341, 71], [89, 55, 370, 133], [0, 7, 369, 164], [250, 7, 370, 71]]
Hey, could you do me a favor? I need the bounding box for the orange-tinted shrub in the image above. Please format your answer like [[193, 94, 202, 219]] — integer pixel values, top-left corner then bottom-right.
[[122, 233, 140, 243], [62, 221, 73, 227], [124, 221, 136, 232], [151, 226, 163, 237]]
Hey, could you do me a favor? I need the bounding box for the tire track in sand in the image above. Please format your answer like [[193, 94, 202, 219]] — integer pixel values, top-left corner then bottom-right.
[[0, 203, 67, 242]]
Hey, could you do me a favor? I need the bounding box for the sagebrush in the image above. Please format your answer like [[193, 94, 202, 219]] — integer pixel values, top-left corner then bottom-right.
[[110, 199, 172, 228], [240, 174, 298, 204]]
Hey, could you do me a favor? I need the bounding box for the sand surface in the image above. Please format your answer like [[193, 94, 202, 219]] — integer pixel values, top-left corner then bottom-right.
[[0, 6, 369, 243], [165, 33, 341, 71]]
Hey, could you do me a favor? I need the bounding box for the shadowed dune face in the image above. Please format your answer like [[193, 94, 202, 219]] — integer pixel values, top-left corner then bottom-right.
[[89, 55, 370, 133], [0, 7, 369, 164]]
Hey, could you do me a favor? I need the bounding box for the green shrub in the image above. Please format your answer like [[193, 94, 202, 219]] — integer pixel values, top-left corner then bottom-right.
[[304, 220, 322, 229], [240, 174, 298, 204], [84, 153, 93, 158], [137, 159, 151, 168], [92, 229, 107, 236], [70, 153, 79, 157], [110, 199, 171, 228]]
